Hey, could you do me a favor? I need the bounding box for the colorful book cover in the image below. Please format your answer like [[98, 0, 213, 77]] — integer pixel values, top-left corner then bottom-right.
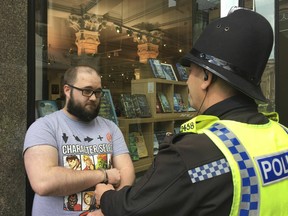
[[128, 133, 140, 161], [130, 132, 148, 158]]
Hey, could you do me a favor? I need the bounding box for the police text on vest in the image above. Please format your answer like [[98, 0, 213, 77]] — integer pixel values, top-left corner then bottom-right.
[[256, 151, 288, 185]]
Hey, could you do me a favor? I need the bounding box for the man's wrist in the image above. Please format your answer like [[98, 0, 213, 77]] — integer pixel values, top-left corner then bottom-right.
[[98, 168, 108, 184]]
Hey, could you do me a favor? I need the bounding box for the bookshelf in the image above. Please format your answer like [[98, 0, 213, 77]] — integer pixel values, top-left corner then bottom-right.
[[118, 78, 195, 173]]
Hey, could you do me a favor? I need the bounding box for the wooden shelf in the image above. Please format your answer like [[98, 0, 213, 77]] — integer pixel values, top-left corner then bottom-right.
[[119, 78, 195, 172]]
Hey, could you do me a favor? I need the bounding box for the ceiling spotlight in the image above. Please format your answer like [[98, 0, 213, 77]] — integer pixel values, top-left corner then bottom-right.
[[137, 33, 142, 40], [126, 29, 133, 37], [115, 26, 122, 33]]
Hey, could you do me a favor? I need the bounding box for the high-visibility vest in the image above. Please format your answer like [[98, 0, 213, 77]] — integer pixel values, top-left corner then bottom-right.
[[180, 114, 288, 216]]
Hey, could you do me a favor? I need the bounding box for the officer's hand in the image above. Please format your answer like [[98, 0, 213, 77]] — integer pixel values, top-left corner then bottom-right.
[[95, 183, 115, 207]]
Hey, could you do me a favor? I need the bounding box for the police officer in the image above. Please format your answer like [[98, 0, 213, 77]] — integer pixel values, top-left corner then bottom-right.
[[91, 7, 288, 216]]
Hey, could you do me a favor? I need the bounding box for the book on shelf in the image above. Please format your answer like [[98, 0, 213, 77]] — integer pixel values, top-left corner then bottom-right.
[[148, 58, 166, 79], [174, 93, 187, 112], [132, 94, 152, 118], [161, 63, 178, 81], [128, 133, 140, 161], [153, 134, 159, 155], [173, 95, 181, 112], [175, 63, 189, 81], [99, 89, 119, 125], [156, 96, 163, 113], [129, 132, 148, 158], [154, 130, 167, 145], [36, 100, 58, 118], [120, 93, 137, 118], [157, 92, 172, 113]]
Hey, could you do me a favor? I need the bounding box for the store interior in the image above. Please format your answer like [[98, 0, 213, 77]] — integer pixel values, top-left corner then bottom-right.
[[36, 0, 222, 102]]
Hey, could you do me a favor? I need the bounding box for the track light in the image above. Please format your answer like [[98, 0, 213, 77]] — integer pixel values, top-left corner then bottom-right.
[[115, 26, 122, 33], [126, 29, 133, 37]]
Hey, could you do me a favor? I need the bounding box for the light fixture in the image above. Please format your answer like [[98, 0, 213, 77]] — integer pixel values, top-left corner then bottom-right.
[[137, 33, 142, 40], [115, 26, 122, 33], [126, 29, 133, 36]]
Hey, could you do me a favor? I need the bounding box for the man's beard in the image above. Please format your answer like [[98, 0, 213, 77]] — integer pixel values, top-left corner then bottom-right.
[[67, 94, 101, 122]]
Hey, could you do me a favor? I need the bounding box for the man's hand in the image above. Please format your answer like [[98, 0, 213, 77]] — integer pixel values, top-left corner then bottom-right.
[[95, 183, 115, 207], [106, 168, 121, 186]]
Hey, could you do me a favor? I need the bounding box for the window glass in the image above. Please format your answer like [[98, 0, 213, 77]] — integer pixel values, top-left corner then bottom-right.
[[35, 0, 220, 113]]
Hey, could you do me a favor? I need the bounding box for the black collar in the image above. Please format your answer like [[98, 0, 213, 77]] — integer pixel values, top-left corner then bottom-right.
[[203, 95, 268, 124]]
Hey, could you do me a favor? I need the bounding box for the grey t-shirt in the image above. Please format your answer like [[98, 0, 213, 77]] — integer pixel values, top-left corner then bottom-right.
[[24, 110, 129, 216]]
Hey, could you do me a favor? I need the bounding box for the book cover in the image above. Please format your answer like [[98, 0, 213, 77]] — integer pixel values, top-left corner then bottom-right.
[[161, 63, 178, 81], [157, 92, 172, 113], [120, 93, 137, 118], [156, 96, 163, 113], [128, 133, 140, 161], [173, 95, 181, 112], [174, 93, 187, 112], [129, 132, 148, 158], [36, 100, 58, 117], [155, 130, 167, 145], [153, 134, 159, 155], [148, 58, 166, 79], [99, 89, 119, 125], [131, 132, 148, 158], [175, 63, 189, 81], [132, 94, 152, 118]]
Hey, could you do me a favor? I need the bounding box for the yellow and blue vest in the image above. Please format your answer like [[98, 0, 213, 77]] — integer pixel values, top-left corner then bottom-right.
[[180, 114, 288, 216]]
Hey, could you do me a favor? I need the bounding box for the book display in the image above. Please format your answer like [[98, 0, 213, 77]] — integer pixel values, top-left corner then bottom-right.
[[117, 78, 195, 172], [99, 89, 118, 125]]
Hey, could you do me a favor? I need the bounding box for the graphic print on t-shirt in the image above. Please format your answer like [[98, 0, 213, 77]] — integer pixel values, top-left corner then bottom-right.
[[62, 131, 113, 212]]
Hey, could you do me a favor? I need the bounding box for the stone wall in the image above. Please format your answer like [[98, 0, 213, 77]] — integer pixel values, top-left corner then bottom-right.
[[0, 0, 27, 215]]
